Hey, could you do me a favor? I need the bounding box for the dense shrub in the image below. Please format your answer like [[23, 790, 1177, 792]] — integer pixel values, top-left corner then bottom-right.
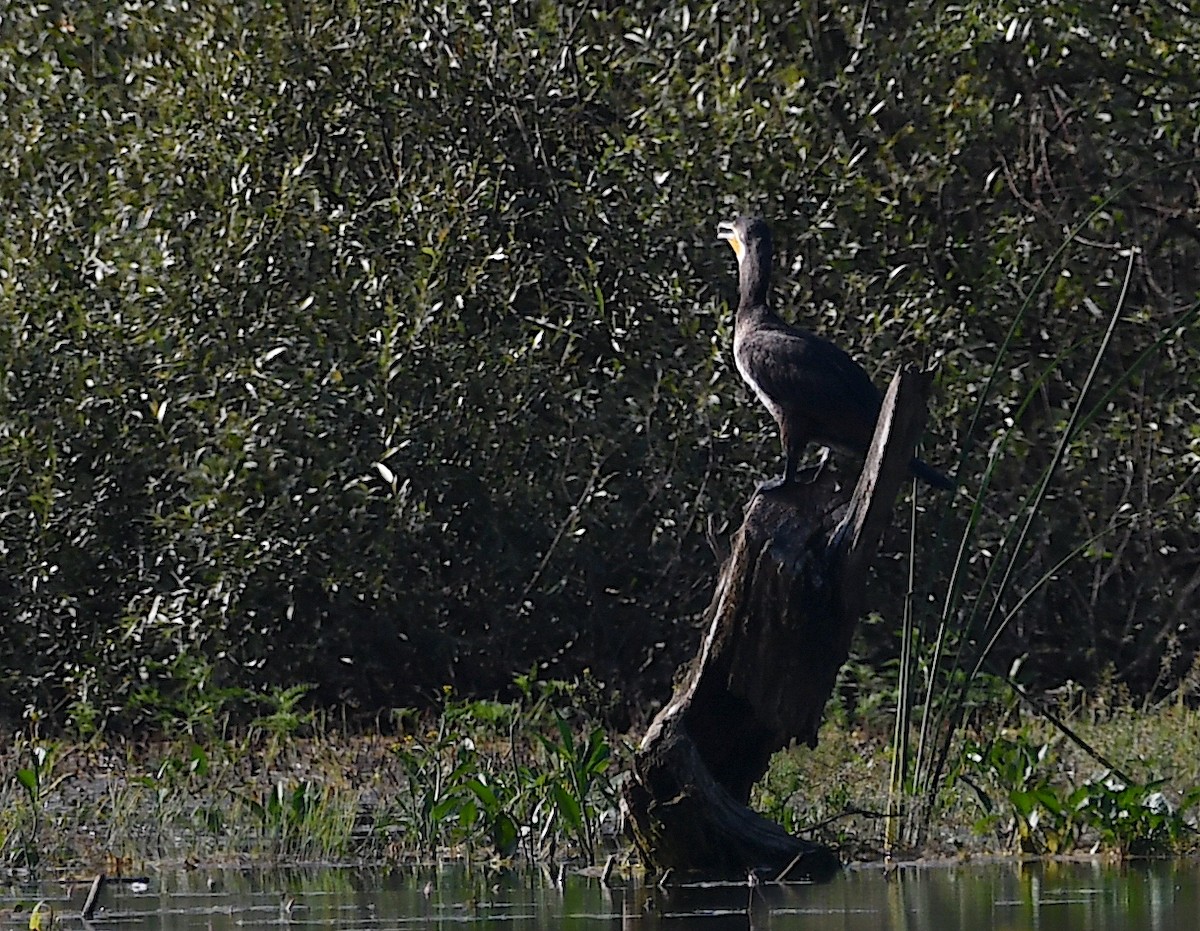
[[1, 0, 1197, 730]]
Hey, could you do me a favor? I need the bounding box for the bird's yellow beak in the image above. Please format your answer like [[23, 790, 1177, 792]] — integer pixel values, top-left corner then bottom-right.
[[717, 221, 744, 261]]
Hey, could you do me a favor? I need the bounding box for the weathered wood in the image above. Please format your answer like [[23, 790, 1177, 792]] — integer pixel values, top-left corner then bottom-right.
[[621, 367, 936, 880]]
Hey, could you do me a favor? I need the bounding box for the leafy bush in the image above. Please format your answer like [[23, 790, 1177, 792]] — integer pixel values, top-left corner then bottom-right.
[[1, 1, 1198, 729]]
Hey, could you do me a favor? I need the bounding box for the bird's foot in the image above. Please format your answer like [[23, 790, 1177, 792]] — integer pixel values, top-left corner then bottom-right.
[[754, 474, 789, 495]]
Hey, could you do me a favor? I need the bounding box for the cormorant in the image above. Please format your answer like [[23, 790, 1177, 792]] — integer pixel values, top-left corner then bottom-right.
[[717, 215, 954, 492]]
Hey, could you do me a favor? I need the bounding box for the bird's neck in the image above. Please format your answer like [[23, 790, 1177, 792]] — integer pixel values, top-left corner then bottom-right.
[[737, 243, 771, 309]]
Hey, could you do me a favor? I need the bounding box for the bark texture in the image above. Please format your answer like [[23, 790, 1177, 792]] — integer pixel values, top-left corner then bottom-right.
[[621, 367, 938, 880]]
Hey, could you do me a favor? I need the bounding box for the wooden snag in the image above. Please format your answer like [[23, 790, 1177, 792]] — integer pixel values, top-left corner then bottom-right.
[[621, 367, 937, 881]]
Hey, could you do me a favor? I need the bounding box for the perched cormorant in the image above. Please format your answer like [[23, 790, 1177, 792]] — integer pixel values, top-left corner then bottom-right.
[[717, 216, 954, 492]]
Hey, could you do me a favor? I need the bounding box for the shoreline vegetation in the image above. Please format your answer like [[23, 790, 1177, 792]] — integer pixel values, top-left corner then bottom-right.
[[4, 678, 1198, 877]]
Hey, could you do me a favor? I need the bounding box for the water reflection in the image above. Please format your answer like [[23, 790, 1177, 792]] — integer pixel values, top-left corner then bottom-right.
[[4, 859, 1197, 930]]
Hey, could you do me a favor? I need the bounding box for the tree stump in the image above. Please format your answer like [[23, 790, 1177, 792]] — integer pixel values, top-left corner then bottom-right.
[[621, 367, 938, 880]]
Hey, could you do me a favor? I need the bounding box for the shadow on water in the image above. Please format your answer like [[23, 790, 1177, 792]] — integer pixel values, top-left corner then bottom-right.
[[5, 859, 1199, 929]]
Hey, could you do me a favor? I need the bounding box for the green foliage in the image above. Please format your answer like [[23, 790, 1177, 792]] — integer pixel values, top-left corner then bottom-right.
[[252, 684, 318, 742], [962, 733, 1077, 854], [385, 678, 615, 862], [0, 674, 616, 870], [5, 740, 72, 871], [755, 757, 857, 843], [131, 742, 214, 857], [11, 747, 48, 870], [535, 712, 612, 860], [245, 778, 357, 861], [1081, 775, 1200, 857], [962, 731, 1200, 857], [883, 159, 1198, 847], [762, 697, 1200, 861], [127, 654, 251, 741], [1, 1, 1198, 728]]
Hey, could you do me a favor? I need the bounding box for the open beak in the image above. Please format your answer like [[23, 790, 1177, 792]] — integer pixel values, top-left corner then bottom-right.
[[717, 220, 744, 260]]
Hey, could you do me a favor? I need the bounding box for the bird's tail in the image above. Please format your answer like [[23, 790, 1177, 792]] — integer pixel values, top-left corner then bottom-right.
[[909, 456, 955, 491]]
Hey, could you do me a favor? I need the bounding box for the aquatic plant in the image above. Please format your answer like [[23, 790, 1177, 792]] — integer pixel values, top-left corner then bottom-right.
[[245, 779, 360, 861], [960, 733, 1081, 854], [1080, 774, 1200, 857], [536, 713, 612, 863], [960, 729, 1200, 856], [8, 740, 70, 872], [0, 673, 615, 870], [884, 193, 1200, 850], [382, 677, 616, 863]]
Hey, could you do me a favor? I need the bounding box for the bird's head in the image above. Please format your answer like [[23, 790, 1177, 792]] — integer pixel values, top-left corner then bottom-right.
[[717, 216, 771, 266]]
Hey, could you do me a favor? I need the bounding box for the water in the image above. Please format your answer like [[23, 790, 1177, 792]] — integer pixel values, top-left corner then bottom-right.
[[8, 859, 1199, 930]]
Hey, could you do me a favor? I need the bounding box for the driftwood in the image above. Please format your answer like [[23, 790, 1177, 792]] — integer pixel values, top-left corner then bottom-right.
[[621, 367, 937, 880]]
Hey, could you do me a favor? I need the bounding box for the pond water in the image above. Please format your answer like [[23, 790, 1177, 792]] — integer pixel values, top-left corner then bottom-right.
[[8, 858, 1199, 930]]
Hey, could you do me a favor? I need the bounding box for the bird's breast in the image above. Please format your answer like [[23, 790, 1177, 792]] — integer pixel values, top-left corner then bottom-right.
[[733, 330, 784, 424]]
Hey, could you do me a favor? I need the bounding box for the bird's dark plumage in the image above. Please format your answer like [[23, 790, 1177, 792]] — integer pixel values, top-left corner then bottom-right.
[[717, 216, 953, 492]]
